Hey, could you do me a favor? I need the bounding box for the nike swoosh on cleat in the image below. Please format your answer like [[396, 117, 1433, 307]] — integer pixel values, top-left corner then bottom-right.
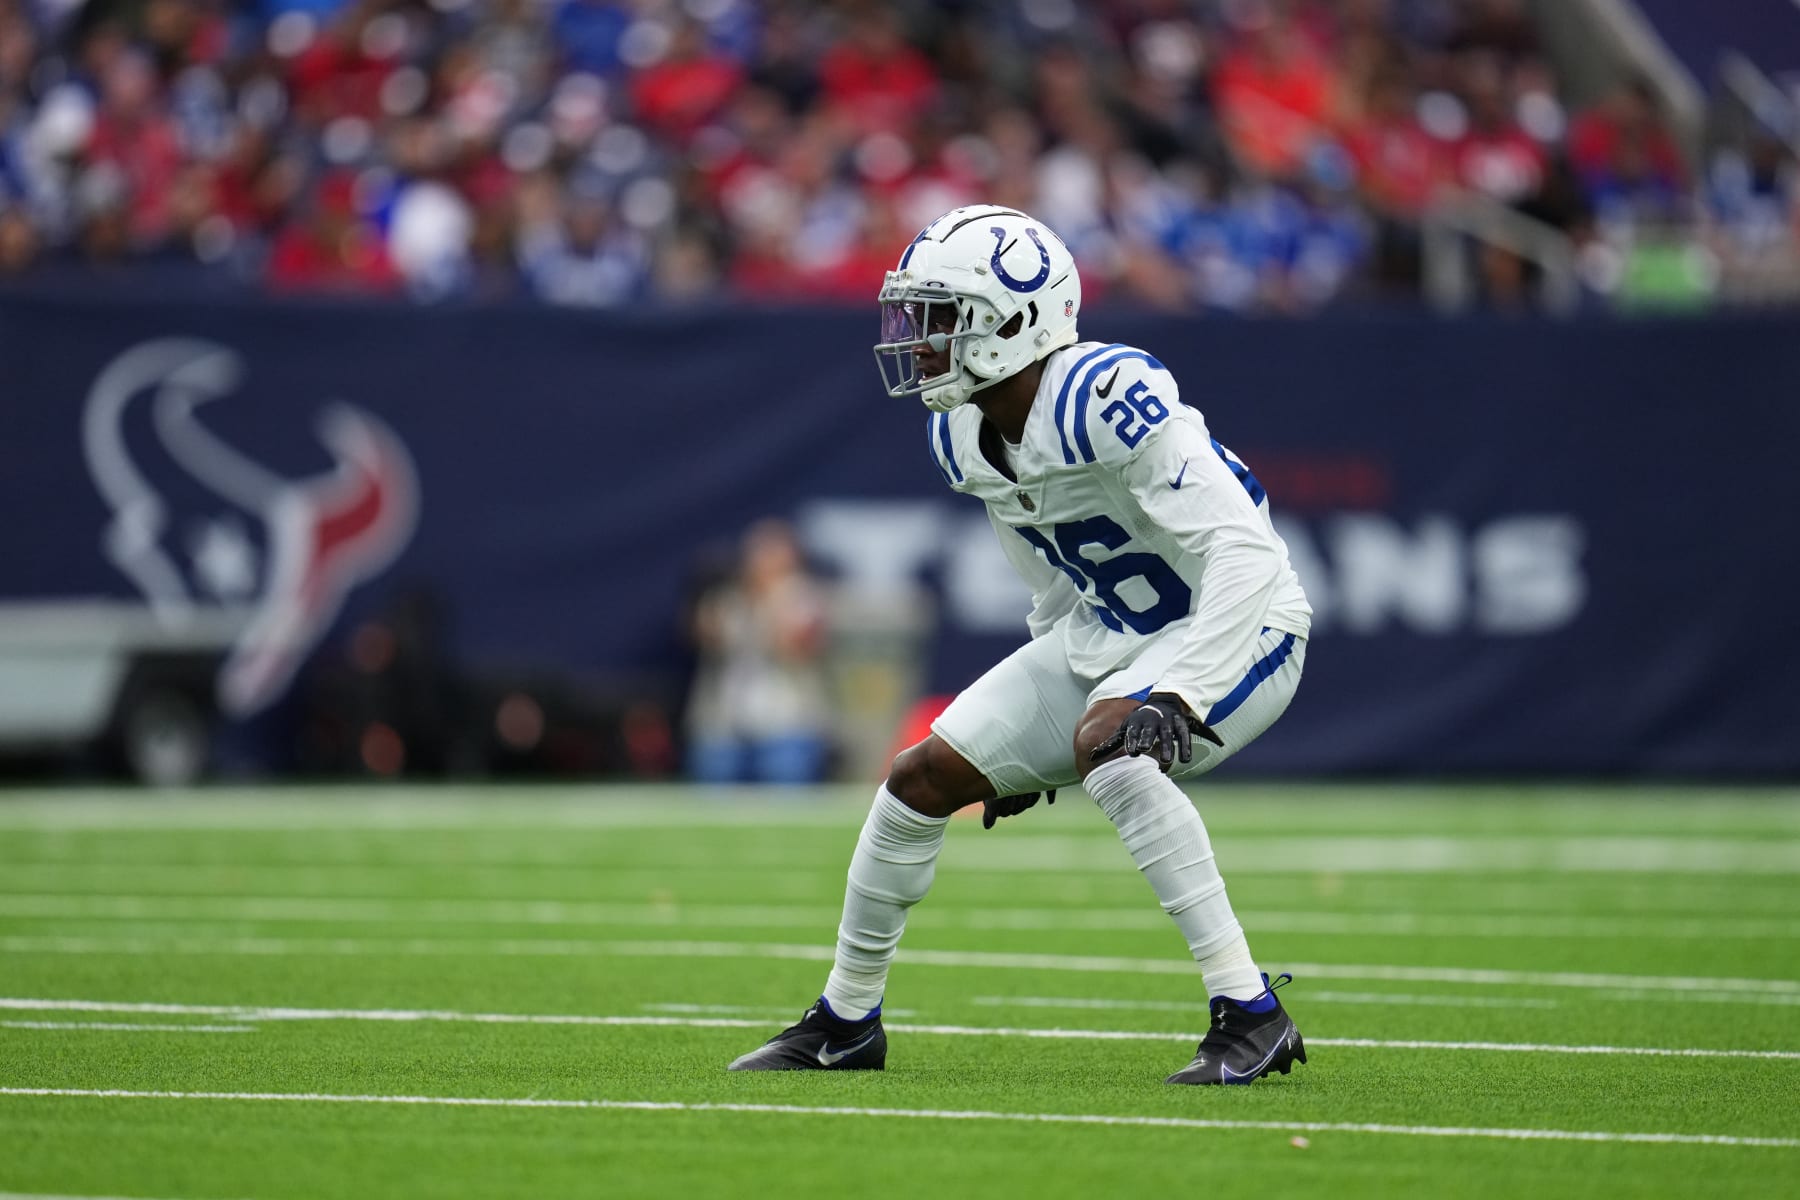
[[1095, 368, 1121, 399], [1221, 1024, 1293, 1083], [816, 1028, 880, 1066], [1169, 460, 1189, 489]]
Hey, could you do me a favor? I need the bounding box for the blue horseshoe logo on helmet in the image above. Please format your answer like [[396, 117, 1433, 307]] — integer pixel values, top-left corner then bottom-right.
[[989, 226, 1050, 292]]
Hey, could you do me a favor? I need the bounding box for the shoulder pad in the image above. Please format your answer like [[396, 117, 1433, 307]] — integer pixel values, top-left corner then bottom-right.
[[925, 409, 967, 488], [1049, 343, 1180, 465]]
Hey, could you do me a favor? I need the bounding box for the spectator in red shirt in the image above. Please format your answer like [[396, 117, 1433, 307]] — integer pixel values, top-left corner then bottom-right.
[[1568, 79, 1686, 215], [701, 84, 796, 206], [1212, 0, 1337, 179], [819, 7, 936, 136], [631, 19, 744, 144], [83, 50, 183, 250], [1344, 66, 1448, 218], [284, 0, 402, 127], [211, 124, 304, 239], [1449, 53, 1545, 204], [266, 170, 400, 294]]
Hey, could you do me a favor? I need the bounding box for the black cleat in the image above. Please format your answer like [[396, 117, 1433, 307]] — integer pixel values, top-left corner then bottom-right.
[[1166, 973, 1305, 1086], [726, 999, 887, 1071]]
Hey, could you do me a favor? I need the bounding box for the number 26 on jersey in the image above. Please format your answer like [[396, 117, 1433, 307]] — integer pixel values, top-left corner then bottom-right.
[[1102, 381, 1169, 449]]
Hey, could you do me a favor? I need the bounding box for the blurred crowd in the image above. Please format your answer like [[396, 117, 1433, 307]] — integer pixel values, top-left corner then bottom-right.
[[0, 0, 1794, 311]]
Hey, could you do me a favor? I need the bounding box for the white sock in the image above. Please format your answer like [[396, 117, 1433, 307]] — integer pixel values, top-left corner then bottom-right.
[[822, 785, 949, 1020], [1083, 756, 1266, 1000]]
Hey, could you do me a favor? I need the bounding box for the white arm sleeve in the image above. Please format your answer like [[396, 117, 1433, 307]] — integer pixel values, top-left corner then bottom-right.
[[1119, 417, 1283, 718], [989, 507, 1081, 639]]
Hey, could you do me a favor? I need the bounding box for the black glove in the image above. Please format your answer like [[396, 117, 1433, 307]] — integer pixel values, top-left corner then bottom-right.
[[982, 789, 1055, 829], [1089, 692, 1224, 769]]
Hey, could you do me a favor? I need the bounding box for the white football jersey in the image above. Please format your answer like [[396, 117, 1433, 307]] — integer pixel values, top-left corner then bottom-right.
[[927, 340, 1312, 718]]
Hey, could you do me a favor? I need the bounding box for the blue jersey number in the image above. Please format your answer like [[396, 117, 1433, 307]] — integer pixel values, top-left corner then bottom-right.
[[1101, 381, 1170, 449], [1015, 517, 1192, 635]]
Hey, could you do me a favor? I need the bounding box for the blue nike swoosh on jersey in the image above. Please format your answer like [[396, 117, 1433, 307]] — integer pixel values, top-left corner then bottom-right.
[[1169, 460, 1189, 489]]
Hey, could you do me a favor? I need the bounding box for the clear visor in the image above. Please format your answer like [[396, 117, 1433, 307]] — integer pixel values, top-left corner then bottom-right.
[[880, 298, 922, 347], [873, 287, 961, 398]]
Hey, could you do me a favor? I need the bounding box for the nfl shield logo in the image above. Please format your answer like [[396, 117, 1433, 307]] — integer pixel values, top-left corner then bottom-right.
[[1017, 490, 1035, 512], [1064, 299, 1074, 318]]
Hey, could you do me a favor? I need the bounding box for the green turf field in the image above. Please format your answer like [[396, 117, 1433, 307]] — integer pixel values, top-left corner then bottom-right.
[[0, 783, 1796, 1199]]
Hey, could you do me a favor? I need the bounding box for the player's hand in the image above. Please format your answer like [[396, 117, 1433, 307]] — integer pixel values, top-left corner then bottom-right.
[[982, 789, 1055, 829], [1089, 693, 1224, 769]]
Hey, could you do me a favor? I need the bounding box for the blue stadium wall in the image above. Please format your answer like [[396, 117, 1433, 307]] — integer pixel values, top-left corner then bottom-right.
[[3, 291, 1797, 777]]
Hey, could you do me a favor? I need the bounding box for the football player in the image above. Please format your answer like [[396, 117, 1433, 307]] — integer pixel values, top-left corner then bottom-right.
[[729, 206, 1313, 1084]]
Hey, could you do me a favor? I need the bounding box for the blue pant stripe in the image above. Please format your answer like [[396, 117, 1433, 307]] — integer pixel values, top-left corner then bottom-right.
[[1204, 633, 1298, 726]]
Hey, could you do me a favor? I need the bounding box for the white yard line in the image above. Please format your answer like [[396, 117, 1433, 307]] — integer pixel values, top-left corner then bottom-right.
[[0, 1194, 234, 1200], [603, 941, 1800, 996], [638, 1003, 921, 1018], [907, 1029, 1800, 1060], [1313, 1037, 1800, 1059], [5, 934, 1798, 998], [973, 996, 1211, 1014], [1593, 987, 1800, 1008], [974, 992, 1562, 1012], [0, 894, 847, 927], [1, 832, 1796, 873], [1281, 989, 1563, 1009], [970, 908, 1800, 940], [0, 788, 1792, 835], [0, 893, 1792, 941], [0, 1087, 1792, 1149], [0, 998, 1794, 1061], [934, 837, 1800, 875], [637, 1003, 823, 1017], [0, 795, 873, 831], [0, 1000, 866, 1039], [0, 1021, 253, 1033]]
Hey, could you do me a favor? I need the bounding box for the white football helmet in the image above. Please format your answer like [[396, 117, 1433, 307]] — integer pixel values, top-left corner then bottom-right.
[[874, 206, 1082, 413]]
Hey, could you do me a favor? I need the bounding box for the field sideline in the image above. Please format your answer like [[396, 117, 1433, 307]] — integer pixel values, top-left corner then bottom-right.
[[1, 782, 1796, 1198]]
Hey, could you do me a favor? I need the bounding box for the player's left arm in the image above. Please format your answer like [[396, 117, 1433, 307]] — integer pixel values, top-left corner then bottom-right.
[[1118, 412, 1285, 729]]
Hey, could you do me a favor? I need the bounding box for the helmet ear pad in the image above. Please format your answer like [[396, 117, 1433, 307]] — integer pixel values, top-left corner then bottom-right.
[[957, 299, 1032, 384]]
